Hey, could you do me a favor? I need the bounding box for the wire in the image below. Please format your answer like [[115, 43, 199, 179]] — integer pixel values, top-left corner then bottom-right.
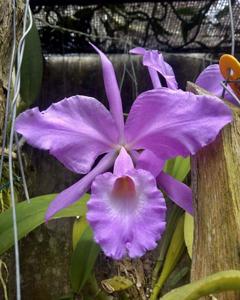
[[221, 81, 240, 106], [15, 133, 30, 202], [228, 0, 235, 56], [8, 1, 32, 299], [221, 0, 237, 101], [0, 0, 17, 181], [10, 6, 33, 203]]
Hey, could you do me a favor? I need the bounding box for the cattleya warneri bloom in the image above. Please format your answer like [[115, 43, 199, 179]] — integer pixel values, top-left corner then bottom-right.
[[195, 64, 240, 106], [130, 47, 178, 90], [131, 47, 239, 106], [15, 44, 232, 259]]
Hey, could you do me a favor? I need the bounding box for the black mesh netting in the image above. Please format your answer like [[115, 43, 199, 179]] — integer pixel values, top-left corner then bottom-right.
[[30, 0, 240, 54]]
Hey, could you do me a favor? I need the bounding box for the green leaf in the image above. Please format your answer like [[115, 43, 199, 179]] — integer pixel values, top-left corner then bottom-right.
[[166, 266, 189, 289], [164, 157, 190, 182], [20, 17, 43, 108], [0, 193, 89, 255], [70, 225, 100, 293], [151, 215, 185, 300], [184, 212, 194, 259], [72, 216, 89, 250], [160, 270, 240, 300], [152, 206, 183, 286], [101, 276, 133, 294]]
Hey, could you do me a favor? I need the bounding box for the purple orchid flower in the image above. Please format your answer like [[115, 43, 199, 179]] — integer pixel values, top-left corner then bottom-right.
[[130, 47, 178, 90], [195, 64, 240, 106], [15, 44, 232, 259], [131, 47, 239, 106], [87, 147, 166, 259]]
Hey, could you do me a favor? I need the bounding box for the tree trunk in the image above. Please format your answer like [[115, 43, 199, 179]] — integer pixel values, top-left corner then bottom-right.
[[0, 0, 23, 134], [187, 82, 240, 300], [0, 2, 24, 299]]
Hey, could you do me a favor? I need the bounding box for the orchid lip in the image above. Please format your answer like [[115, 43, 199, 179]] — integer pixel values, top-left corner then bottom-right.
[[87, 168, 167, 259]]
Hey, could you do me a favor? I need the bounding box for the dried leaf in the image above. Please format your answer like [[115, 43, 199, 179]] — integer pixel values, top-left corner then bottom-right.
[[101, 276, 133, 294]]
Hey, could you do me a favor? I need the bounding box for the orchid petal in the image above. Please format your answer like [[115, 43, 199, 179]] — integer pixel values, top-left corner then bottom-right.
[[196, 64, 237, 105], [136, 150, 165, 177], [157, 172, 193, 215], [45, 151, 116, 220], [129, 47, 146, 55], [87, 168, 166, 259], [130, 47, 161, 88], [125, 88, 232, 159], [90, 43, 124, 138], [113, 147, 134, 176], [15, 96, 118, 174], [130, 48, 178, 89], [143, 51, 177, 89], [148, 67, 162, 89]]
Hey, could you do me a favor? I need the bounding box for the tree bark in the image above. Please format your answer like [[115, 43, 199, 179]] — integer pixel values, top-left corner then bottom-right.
[[0, 0, 23, 134], [0, 2, 23, 299], [187, 82, 240, 300]]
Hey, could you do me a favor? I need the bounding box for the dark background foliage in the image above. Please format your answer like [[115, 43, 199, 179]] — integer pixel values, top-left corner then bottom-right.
[[30, 0, 240, 54]]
